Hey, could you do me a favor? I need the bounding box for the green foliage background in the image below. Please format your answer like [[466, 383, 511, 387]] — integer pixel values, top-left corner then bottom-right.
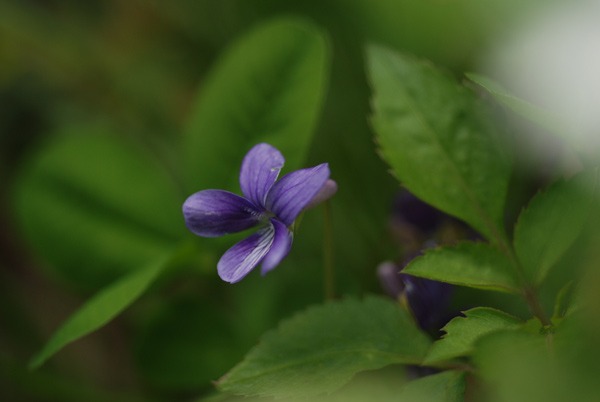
[[2, 1, 598, 402]]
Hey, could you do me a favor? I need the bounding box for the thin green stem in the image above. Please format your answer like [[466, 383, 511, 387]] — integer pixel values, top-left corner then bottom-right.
[[494, 228, 552, 326], [323, 200, 335, 300], [523, 285, 551, 327]]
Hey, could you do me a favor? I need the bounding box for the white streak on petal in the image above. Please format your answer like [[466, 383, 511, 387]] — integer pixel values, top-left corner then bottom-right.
[[261, 219, 293, 275], [217, 224, 275, 283]]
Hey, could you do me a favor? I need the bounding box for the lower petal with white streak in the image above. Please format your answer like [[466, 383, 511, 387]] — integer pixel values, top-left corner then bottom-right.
[[261, 219, 293, 275], [217, 225, 275, 283]]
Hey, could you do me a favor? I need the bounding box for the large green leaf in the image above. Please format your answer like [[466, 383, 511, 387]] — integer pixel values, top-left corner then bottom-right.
[[310, 368, 409, 402], [513, 173, 596, 285], [12, 130, 183, 289], [473, 319, 600, 402], [29, 255, 169, 369], [184, 18, 330, 193], [403, 242, 520, 293], [400, 370, 466, 402], [472, 329, 561, 402], [424, 307, 521, 365], [368, 45, 511, 241], [218, 296, 431, 398]]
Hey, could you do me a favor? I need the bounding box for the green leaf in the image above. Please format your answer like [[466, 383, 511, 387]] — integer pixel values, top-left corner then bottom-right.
[[424, 307, 521, 364], [29, 255, 169, 369], [184, 18, 330, 193], [472, 329, 560, 402], [403, 242, 520, 293], [466, 73, 570, 145], [473, 328, 548, 380], [513, 173, 595, 285], [218, 296, 431, 398], [12, 130, 183, 289], [368, 46, 511, 241], [309, 368, 408, 402], [400, 370, 466, 402]]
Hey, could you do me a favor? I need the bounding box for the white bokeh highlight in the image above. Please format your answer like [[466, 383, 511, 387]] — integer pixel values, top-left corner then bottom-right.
[[483, 0, 600, 156]]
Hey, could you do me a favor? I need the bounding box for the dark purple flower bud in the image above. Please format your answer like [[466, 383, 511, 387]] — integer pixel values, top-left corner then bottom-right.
[[377, 258, 453, 333], [392, 190, 443, 234], [377, 261, 404, 300], [400, 272, 453, 332]]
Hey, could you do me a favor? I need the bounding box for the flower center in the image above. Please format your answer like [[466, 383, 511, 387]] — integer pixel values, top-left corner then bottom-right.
[[258, 210, 276, 224]]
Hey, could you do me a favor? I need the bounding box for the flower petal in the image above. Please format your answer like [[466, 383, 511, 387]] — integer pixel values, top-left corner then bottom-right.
[[304, 179, 338, 210], [261, 219, 293, 275], [217, 224, 275, 283], [239, 143, 285, 207], [182, 190, 263, 237], [266, 163, 330, 226]]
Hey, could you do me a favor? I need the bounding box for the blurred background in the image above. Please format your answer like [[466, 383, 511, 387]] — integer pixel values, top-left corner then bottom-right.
[[1, 1, 591, 401]]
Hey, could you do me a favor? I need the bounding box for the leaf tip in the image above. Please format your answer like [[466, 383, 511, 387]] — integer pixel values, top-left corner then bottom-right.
[[28, 354, 44, 371]]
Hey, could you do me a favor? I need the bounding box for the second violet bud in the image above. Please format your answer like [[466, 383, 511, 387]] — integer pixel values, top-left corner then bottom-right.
[[377, 259, 453, 334], [378, 189, 463, 335]]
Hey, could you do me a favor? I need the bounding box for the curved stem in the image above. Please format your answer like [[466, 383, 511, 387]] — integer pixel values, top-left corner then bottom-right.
[[523, 285, 551, 327], [494, 229, 552, 326]]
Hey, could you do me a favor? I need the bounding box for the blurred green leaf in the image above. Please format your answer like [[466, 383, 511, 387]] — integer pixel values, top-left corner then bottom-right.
[[368, 46, 511, 241], [218, 296, 431, 398], [400, 370, 465, 402], [184, 17, 330, 193], [403, 242, 520, 293], [466, 73, 571, 146], [472, 329, 566, 402], [424, 307, 521, 365], [552, 314, 600, 402], [513, 173, 595, 285], [29, 255, 169, 369], [135, 296, 243, 391], [199, 368, 409, 402], [12, 131, 183, 289]]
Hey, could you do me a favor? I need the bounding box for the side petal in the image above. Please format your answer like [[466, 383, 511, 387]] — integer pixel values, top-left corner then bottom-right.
[[217, 225, 275, 283], [182, 190, 263, 237], [239, 143, 285, 207], [304, 179, 338, 210], [266, 163, 330, 226], [261, 219, 293, 275]]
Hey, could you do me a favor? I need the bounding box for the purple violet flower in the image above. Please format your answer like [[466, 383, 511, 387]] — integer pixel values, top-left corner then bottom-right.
[[183, 143, 336, 283]]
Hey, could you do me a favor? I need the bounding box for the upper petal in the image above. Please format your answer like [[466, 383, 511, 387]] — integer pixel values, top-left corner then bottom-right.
[[182, 190, 263, 237], [266, 163, 330, 226], [261, 219, 293, 275], [239, 143, 285, 207], [217, 224, 275, 283]]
